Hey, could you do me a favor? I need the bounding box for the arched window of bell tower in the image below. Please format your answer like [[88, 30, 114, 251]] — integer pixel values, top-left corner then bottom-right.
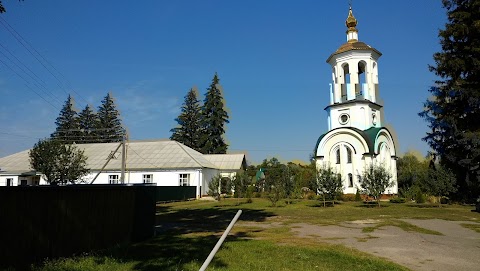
[[341, 63, 350, 102], [357, 61, 367, 98], [346, 146, 352, 164], [336, 148, 341, 164]]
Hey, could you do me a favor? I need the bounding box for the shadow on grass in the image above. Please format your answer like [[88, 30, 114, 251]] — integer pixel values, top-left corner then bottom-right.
[[97, 206, 275, 271], [354, 202, 390, 208], [405, 203, 443, 208], [307, 201, 343, 208]]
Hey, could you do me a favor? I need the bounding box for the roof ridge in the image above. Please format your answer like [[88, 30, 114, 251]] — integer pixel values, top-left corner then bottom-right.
[[174, 141, 214, 168]]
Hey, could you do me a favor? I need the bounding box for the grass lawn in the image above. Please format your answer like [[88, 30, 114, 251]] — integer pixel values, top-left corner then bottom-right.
[[32, 199, 479, 271]]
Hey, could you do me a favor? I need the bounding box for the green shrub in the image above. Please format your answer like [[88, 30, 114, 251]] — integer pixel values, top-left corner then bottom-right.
[[306, 191, 316, 200], [389, 197, 406, 203], [415, 190, 426, 203], [341, 194, 356, 202], [354, 190, 362, 201]]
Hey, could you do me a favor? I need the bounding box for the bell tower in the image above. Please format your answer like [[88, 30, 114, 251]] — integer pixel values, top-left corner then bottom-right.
[[314, 5, 398, 196], [325, 7, 384, 131]]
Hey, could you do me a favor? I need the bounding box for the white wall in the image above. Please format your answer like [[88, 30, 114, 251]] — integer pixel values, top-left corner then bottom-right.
[[328, 102, 382, 131], [0, 175, 46, 186], [316, 128, 397, 195]]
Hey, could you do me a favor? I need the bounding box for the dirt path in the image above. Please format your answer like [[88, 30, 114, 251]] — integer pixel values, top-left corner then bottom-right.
[[291, 219, 480, 271]]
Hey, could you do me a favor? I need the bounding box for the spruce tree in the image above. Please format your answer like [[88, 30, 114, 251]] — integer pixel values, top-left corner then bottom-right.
[[97, 93, 125, 143], [419, 0, 480, 201], [51, 95, 79, 143], [200, 73, 229, 154], [78, 104, 99, 143], [170, 86, 203, 152]]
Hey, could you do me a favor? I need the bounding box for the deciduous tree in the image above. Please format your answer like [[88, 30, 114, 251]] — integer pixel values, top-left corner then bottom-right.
[[425, 161, 457, 206], [396, 152, 429, 198], [360, 164, 394, 207], [316, 165, 343, 207], [29, 139, 89, 185]]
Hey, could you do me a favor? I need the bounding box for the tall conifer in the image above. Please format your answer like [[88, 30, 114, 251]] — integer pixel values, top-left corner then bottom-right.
[[170, 87, 203, 152], [97, 93, 125, 143], [51, 95, 78, 143], [419, 0, 480, 201], [78, 105, 99, 143], [200, 73, 229, 154]]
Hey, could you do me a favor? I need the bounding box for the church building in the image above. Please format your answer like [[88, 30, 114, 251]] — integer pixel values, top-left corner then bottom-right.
[[314, 7, 398, 195]]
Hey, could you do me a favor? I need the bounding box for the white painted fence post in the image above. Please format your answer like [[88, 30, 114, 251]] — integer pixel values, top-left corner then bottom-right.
[[199, 209, 242, 271]]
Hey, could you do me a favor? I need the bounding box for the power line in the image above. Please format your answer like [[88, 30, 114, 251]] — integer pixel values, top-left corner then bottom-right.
[[0, 42, 63, 105], [0, 16, 89, 105], [0, 57, 60, 110]]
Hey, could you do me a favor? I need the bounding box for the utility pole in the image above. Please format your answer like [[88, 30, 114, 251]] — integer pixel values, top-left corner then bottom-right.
[[120, 135, 126, 184]]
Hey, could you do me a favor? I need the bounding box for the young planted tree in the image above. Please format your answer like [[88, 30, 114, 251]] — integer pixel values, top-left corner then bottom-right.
[[97, 93, 125, 143], [208, 175, 221, 201], [29, 139, 89, 185], [360, 164, 394, 207], [170, 87, 202, 152], [316, 165, 343, 207], [51, 95, 79, 143], [259, 158, 287, 206], [200, 73, 229, 154], [78, 104, 99, 143], [419, 0, 480, 202]]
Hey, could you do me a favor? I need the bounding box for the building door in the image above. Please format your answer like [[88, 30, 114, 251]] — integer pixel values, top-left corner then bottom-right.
[[6, 178, 12, 186]]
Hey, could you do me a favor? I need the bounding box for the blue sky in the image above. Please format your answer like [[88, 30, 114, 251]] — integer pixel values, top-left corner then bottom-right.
[[0, 0, 446, 164]]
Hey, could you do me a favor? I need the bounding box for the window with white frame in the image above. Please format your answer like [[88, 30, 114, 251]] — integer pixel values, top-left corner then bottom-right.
[[109, 174, 119, 184], [179, 174, 190, 186], [143, 174, 153, 183], [348, 173, 353, 187]]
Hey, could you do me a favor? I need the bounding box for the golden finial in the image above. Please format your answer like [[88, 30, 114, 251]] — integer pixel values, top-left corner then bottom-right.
[[345, 6, 357, 29]]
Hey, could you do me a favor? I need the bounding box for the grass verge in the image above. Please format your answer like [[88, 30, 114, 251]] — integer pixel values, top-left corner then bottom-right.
[[30, 198, 479, 271]]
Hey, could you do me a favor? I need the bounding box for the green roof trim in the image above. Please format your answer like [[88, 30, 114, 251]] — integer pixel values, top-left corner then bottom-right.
[[314, 126, 396, 157]]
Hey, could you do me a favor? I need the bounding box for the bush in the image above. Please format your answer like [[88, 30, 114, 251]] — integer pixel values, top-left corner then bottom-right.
[[305, 191, 316, 200], [340, 194, 356, 202], [415, 190, 426, 203], [389, 197, 406, 203], [246, 198, 253, 204], [246, 185, 255, 199], [354, 190, 362, 201], [440, 196, 450, 204]]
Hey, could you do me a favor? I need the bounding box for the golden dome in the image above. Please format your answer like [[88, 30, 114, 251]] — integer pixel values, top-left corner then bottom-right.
[[345, 7, 357, 29]]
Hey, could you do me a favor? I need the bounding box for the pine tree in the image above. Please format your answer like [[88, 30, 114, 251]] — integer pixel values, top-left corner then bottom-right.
[[51, 95, 79, 143], [419, 0, 480, 201], [200, 73, 229, 154], [78, 104, 99, 143], [170, 86, 203, 151], [97, 93, 125, 143]]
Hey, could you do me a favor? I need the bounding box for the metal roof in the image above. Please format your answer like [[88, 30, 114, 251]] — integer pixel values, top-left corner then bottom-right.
[[0, 139, 218, 173], [203, 153, 247, 170]]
